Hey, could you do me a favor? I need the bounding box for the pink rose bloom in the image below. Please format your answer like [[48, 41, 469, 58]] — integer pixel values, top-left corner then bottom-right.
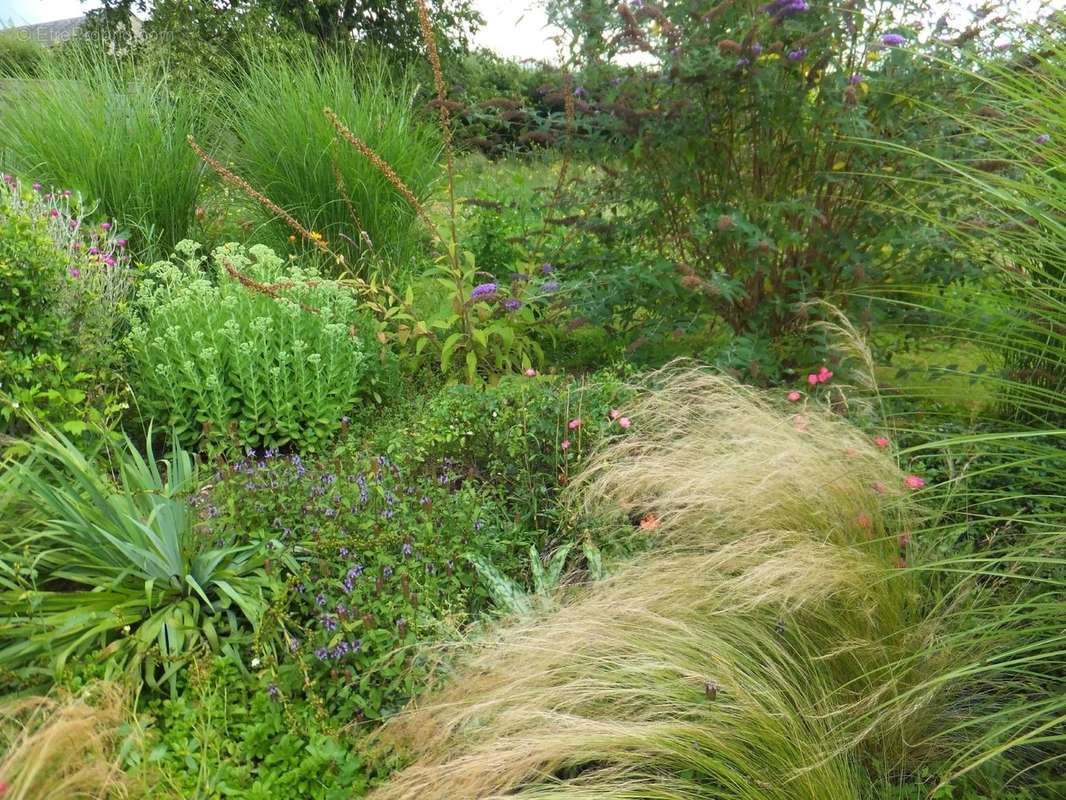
[[617, 417, 631, 429], [524, 368, 537, 377], [904, 475, 925, 490], [568, 418, 581, 430], [817, 366, 833, 383], [787, 391, 801, 402], [807, 373, 818, 386], [609, 409, 621, 420], [874, 436, 890, 448], [561, 439, 571, 450]]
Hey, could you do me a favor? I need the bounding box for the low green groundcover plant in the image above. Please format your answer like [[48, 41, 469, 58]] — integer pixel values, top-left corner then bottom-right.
[[129, 241, 382, 454], [202, 444, 534, 721]]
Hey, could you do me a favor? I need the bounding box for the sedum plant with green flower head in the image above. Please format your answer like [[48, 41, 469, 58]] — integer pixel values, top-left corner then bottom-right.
[[0, 426, 284, 693], [128, 241, 379, 454]]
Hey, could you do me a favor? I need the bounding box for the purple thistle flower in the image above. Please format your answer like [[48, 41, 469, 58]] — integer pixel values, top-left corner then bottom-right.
[[787, 48, 808, 62], [849, 73, 863, 85], [471, 282, 498, 300], [503, 298, 522, 311], [100, 222, 111, 230], [881, 33, 906, 46], [1035, 133, 1051, 144], [69, 268, 81, 278], [540, 262, 554, 274], [542, 280, 560, 292]]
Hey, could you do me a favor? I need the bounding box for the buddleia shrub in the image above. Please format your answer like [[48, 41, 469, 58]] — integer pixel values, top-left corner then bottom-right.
[[129, 241, 374, 453]]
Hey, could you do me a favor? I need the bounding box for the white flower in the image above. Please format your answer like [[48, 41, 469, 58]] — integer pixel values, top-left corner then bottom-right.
[[122, 624, 131, 634], [251, 657, 261, 668]]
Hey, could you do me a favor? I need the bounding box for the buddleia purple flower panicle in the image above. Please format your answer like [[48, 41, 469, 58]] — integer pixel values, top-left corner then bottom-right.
[[503, 298, 522, 311], [471, 282, 498, 300]]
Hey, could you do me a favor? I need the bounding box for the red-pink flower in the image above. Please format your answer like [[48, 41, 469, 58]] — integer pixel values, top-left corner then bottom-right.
[[617, 417, 631, 429], [904, 475, 925, 490], [568, 418, 581, 430], [561, 439, 571, 450], [874, 436, 890, 448], [817, 366, 833, 383], [524, 368, 537, 377], [807, 373, 819, 386], [608, 409, 621, 420], [787, 391, 801, 402]]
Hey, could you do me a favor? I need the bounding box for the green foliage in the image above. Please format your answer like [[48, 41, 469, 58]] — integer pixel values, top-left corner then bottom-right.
[[0, 31, 46, 77], [542, 0, 974, 381], [128, 241, 381, 454], [376, 371, 633, 528], [221, 49, 440, 272], [88, 0, 482, 61], [134, 658, 385, 799], [0, 48, 204, 257], [0, 177, 131, 436], [0, 428, 282, 693], [205, 446, 532, 720]]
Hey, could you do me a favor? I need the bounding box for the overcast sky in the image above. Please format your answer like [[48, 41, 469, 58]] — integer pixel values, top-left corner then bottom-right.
[[0, 0, 562, 60]]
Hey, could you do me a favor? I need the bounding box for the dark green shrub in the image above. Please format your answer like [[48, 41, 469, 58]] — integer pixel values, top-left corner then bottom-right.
[[542, 0, 969, 381], [376, 371, 634, 528], [128, 241, 388, 454]]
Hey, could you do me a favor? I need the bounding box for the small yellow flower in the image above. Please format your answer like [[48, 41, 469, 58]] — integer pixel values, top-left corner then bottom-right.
[[310, 231, 323, 241], [832, 160, 847, 171]]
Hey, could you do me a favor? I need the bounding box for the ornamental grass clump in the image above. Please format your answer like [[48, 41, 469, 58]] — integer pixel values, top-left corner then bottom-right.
[[128, 241, 372, 453], [369, 369, 951, 800], [0, 683, 135, 799]]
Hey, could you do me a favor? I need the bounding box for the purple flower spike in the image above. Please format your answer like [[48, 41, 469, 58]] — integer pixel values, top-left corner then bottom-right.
[[503, 298, 522, 311], [471, 282, 498, 300], [882, 33, 906, 46]]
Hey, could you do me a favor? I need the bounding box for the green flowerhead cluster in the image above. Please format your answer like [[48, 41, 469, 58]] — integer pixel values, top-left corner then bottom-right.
[[129, 241, 370, 453]]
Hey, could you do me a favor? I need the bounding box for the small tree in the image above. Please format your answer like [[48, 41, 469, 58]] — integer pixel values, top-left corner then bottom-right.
[[547, 0, 975, 379]]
